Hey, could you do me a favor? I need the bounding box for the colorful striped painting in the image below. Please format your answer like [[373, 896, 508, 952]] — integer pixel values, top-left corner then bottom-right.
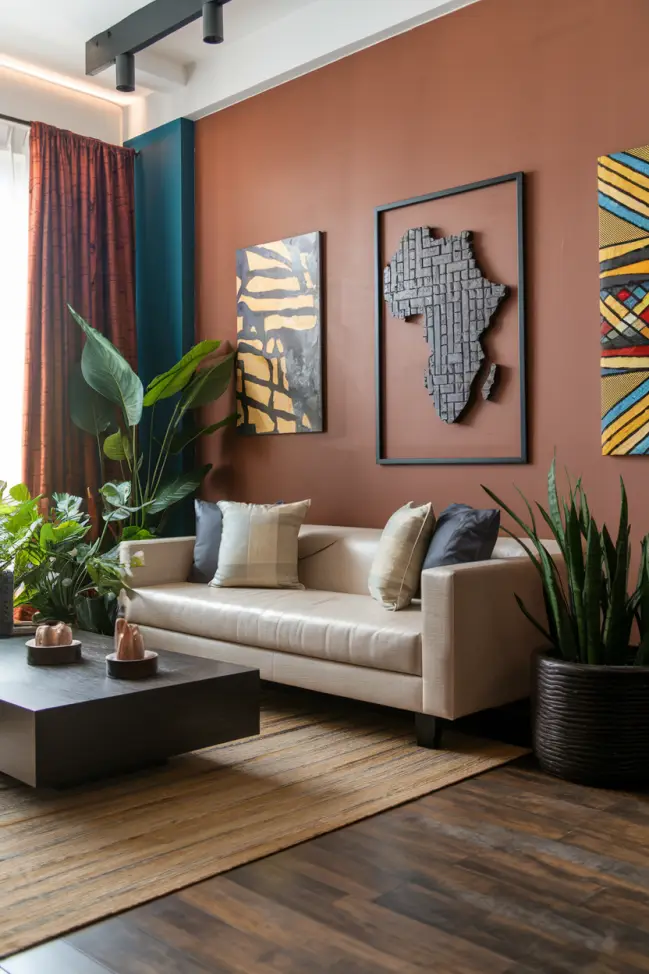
[[599, 145, 649, 455], [235, 232, 323, 435]]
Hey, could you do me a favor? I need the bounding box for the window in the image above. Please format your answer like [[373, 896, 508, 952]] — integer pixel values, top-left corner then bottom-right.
[[0, 119, 29, 489]]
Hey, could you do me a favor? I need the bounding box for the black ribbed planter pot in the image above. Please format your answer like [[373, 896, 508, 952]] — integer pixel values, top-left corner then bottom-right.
[[533, 652, 649, 788]]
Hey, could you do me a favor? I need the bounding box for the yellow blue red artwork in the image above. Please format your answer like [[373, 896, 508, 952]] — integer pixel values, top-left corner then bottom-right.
[[600, 144, 649, 455], [236, 232, 323, 435]]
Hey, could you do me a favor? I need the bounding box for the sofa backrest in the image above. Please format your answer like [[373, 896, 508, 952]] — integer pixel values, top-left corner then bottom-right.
[[298, 525, 381, 595], [297, 525, 554, 595]]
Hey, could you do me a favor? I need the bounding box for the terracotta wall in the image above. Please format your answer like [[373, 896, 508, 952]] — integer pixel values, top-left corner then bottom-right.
[[195, 0, 649, 536]]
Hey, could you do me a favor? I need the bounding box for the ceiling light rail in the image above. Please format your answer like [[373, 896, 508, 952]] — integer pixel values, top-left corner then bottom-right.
[[86, 0, 231, 93]]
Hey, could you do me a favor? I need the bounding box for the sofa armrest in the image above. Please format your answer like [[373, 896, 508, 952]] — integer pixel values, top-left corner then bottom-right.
[[420, 554, 559, 719], [120, 537, 196, 588]]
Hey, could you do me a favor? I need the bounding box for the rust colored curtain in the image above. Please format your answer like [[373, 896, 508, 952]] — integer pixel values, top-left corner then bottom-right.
[[23, 122, 137, 499]]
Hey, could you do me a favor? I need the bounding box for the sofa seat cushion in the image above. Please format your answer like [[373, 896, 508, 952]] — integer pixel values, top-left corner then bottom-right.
[[127, 584, 422, 676]]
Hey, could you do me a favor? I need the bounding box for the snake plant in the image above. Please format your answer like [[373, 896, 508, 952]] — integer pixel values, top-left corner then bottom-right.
[[483, 459, 649, 666]]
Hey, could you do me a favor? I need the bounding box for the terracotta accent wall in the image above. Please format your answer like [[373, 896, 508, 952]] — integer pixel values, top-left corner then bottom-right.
[[195, 0, 649, 535]]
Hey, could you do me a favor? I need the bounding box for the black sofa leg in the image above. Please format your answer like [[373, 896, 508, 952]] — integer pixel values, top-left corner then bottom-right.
[[415, 713, 445, 749]]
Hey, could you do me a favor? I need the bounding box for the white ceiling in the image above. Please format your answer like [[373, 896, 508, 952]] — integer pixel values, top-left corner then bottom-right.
[[155, 0, 319, 62], [0, 0, 319, 100], [0, 0, 479, 131]]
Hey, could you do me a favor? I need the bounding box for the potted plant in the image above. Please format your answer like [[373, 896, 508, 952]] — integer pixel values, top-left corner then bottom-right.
[[67, 307, 234, 541], [0, 482, 28, 636], [483, 460, 649, 788], [3, 487, 142, 635]]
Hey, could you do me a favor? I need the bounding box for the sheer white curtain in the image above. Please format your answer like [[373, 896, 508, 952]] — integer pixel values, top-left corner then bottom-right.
[[0, 119, 29, 489]]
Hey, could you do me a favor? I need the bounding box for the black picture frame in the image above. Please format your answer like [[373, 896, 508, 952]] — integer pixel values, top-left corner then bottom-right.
[[374, 171, 527, 466]]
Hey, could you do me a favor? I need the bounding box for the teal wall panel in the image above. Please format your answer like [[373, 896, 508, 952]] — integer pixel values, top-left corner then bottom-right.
[[126, 118, 195, 534], [126, 117, 195, 386]]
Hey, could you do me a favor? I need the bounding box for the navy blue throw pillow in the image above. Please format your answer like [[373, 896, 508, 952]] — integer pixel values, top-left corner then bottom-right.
[[422, 503, 500, 573], [189, 499, 222, 583]]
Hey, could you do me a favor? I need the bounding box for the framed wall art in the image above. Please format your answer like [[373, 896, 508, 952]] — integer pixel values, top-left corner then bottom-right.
[[236, 231, 323, 435], [599, 145, 649, 456], [375, 171, 527, 465]]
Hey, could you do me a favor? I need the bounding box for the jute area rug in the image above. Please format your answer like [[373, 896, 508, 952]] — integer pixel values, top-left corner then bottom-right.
[[0, 691, 526, 957]]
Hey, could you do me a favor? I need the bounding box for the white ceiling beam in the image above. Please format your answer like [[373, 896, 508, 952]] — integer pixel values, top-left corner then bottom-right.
[[92, 50, 188, 93], [134, 51, 188, 91]]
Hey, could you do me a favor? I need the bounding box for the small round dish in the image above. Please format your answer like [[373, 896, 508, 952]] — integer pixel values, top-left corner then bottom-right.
[[25, 639, 83, 666], [105, 650, 158, 680]]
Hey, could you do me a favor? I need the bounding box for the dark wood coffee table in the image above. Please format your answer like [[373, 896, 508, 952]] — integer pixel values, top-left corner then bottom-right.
[[0, 632, 260, 787]]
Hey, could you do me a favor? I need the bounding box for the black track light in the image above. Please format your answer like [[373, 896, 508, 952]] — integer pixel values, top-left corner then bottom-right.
[[202, 1, 224, 44], [115, 51, 135, 92]]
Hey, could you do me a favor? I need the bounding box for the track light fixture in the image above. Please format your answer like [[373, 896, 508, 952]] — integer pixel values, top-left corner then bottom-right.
[[203, 1, 224, 44], [86, 0, 233, 93], [115, 52, 135, 92]]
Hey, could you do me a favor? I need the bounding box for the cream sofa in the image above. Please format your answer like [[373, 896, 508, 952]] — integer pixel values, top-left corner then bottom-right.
[[122, 525, 557, 747]]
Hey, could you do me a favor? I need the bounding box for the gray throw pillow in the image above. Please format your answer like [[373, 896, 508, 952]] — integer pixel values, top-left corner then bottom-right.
[[422, 503, 500, 573], [189, 499, 222, 583]]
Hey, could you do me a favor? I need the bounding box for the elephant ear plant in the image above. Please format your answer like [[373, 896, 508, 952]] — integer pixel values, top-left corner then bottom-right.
[[483, 458, 649, 666], [68, 306, 235, 540]]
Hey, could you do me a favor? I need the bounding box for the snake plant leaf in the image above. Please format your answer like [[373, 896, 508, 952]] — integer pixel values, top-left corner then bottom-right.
[[536, 503, 565, 553], [69, 306, 143, 427], [538, 541, 579, 661], [515, 487, 539, 535], [547, 456, 565, 545], [169, 413, 237, 454], [578, 484, 591, 538], [515, 593, 555, 647], [496, 524, 545, 574], [103, 432, 132, 462], [143, 341, 222, 407], [182, 354, 234, 410], [481, 485, 535, 538], [635, 636, 649, 666], [69, 363, 115, 436], [635, 539, 649, 665], [564, 498, 586, 656], [603, 480, 630, 664], [582, 519, 603, 664], [147, 465, 212, 515]]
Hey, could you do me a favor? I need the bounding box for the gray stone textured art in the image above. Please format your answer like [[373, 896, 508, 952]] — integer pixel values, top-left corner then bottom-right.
[[482, 362, 498, 400], [384, 228, 508, 423]]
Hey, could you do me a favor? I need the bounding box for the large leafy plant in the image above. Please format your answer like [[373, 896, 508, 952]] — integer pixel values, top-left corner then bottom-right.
[[1, 485, 138, 631], [483, 459, 649, 666], [68, 307, 234, 539]]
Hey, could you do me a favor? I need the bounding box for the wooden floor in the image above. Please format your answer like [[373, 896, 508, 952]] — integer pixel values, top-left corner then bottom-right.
[[3, 756, 649, 974]]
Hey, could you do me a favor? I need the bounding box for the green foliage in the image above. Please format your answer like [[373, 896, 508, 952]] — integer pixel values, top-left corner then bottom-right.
[[1, 487, 134, 633], [483, 458, 649, 666], [146, 466, 211, 515], [69, 307, 144, 426], [68, 364, 115, 436], [142, 340, 222, 406], [68, 308, 234, 537], [103, 431, 131, 461]]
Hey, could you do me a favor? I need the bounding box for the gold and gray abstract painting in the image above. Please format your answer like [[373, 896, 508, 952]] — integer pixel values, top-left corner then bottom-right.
[[236, 232, 323, 434]]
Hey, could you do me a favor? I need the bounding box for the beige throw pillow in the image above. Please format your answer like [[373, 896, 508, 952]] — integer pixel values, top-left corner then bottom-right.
[[211, 500, 311, 588], [369, 502, 436, 610]]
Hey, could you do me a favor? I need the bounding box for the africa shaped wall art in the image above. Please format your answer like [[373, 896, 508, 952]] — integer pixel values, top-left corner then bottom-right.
[[383, 227, 508, 424], [599, 145, 649, 455], [374, 171, 527, 466], [236, 232, 323, 435]]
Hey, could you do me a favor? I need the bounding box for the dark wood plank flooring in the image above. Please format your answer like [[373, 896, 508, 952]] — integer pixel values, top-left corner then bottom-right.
[[3, 756, 649, 974]]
